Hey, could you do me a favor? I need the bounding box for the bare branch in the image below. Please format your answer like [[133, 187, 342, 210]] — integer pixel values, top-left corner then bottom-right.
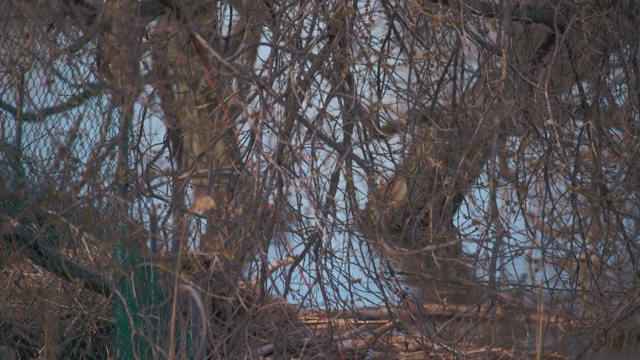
[[1, 213, 113, 297]]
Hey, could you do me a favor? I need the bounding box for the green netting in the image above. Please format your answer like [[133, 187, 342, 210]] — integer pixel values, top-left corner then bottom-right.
[[0, 3, 165, 359]]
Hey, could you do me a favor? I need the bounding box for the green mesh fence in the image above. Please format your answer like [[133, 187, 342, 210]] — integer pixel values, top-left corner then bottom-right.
[[0, 3, 166, 359]]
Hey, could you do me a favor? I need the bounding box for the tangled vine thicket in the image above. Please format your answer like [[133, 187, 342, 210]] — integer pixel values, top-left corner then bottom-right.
[[1, 0, 639, 359]]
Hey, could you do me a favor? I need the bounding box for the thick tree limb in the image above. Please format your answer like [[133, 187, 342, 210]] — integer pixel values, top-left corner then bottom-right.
[[461, 1, 566, 29], [1, 213, 113, 297]]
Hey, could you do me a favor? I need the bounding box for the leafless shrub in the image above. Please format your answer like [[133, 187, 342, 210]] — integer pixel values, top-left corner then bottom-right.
[[1, 0, 639, 359]]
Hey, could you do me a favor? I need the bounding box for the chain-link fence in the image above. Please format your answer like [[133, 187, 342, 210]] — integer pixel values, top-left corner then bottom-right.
[[0, 2, 167, 359]]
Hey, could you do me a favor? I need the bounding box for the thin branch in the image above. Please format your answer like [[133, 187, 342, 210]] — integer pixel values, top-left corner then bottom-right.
[[0, 83, 104, 122]]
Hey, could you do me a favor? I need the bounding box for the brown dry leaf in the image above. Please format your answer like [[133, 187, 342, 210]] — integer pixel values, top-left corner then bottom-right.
[[189, 195, 216, 214]]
